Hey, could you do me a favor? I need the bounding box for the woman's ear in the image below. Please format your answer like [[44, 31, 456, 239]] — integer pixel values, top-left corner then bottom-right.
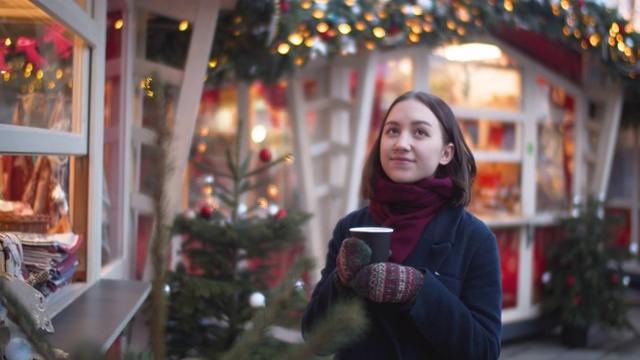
[[439, 143, 455, 165]]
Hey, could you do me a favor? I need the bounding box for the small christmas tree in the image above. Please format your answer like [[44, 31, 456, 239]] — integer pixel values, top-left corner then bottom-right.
[[164, 119, 312, 359], [541, 196, 637, 346]]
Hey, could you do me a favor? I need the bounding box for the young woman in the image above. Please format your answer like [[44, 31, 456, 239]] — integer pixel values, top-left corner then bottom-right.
[[301, 91, 502, 359]]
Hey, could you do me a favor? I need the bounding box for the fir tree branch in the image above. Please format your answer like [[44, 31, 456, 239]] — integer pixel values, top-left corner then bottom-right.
[[0, 279, 57, 360]]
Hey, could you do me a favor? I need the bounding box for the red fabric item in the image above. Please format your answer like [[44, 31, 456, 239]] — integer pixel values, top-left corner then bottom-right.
[[369, 172, 454, 263]]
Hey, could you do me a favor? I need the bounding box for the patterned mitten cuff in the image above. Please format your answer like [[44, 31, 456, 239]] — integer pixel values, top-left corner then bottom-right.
[[351, 263, 424, 304]]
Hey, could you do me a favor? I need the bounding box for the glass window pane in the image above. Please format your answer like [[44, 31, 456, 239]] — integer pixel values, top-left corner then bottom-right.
[[459, 118, 517, 152], [1, 0, 81, 133], [429, 56, 521, 110], [469, 162, 521, 216], [536, 84, 574, 212], [0, 154, 81, 295]]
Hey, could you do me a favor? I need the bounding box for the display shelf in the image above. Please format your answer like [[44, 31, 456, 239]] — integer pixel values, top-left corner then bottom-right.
[[48, 279, 151, 353]]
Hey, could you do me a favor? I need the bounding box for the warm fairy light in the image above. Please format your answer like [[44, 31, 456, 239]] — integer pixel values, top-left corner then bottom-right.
[[457, 8, 471, 22], [114, 19, 124, 30], [609, 37, 616, 46], [314, 0, 329, 4], [574, 29, 581, 38], [304, 37, 315, 47], [411, 23, 422, 34], [610, 23, 620, 35], [208, 59, 218, 68], [446, 20, 456, 30], [408, 33, 420, 43], [312, 9, 325, 19], [618, 42, 625, 52], [251, 125, 267, 143], [288, 33, 303, 45], [202, 184, 213, 195], [552, 5, 560, 16], [56, 69, 63, 79], [345, 0, 356, 6], [257, 197, 269, 209], [560, 0, 569, 10], [625, 23, 634, 33], [4, 38, 11, 46], [48, 81, 55, 89], [355, 21, 366, 31], [197, 142, 207, 153], [36, 70, 43, 79], [295, 57, 305, 65], [301, 1, 312, 10], [316, 22, 329, 33], [3, 73, 10, 81], [338, 23, 352, 34], [412, 5, 423, 16], [365, 40, 376, 50], [589, 34, 601, 46], [199, 125, 210, 137], [504, 0, 513, 12], [364, 12, 375, 22], [457, 27, 466, 36], [179, 20, 189, 31], [563, 26, 570, 36], [267, 184, 279, 198], [372, 26, 385, 38], [284, 154, 295, 164], [277, 42, 291, 54], [624, 47, 632, 56], [25, 63, 33, 72]]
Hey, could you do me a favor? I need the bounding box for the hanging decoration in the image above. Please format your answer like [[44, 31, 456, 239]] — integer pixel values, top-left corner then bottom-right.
[[202, 0, 640, 88]]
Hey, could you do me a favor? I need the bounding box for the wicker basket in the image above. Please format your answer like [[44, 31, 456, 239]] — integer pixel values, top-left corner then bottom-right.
[[0, 213, 50, 233]]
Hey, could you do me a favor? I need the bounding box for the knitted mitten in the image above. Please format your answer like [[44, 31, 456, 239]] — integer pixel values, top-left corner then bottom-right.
[[351, 263, 424, 304], [335, 237, 372, 288]]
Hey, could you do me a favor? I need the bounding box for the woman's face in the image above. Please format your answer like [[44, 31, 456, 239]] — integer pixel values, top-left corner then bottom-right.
[[380, 99, 454, 183]]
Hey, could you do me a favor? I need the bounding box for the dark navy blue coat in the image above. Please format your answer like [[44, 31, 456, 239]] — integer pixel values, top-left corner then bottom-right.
[[301, 204, 502, 359]]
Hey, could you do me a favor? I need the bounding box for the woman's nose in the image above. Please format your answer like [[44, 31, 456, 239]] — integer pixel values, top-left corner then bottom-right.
[[393, 133, 410, 151]]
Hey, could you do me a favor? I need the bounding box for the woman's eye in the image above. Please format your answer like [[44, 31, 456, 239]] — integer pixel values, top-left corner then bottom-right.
[[415, 129, 428, 136], [386, 128, 399, 135]]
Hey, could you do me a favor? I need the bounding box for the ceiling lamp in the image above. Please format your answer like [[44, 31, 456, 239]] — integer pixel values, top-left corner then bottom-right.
[[438, 43, 502, 62]]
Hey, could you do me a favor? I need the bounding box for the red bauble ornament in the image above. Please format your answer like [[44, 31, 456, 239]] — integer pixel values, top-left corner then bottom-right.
[[280, 0, 289, 13], [274, 209, 287, 220], [566, 275, 575, 286], [259, 148, 273, 162], [611, 274, 620, 285], [200, 205, 214, 219]]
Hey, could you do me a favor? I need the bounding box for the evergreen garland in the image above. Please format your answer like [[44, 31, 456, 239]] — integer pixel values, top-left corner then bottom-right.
[[195, 0, 640, 88]]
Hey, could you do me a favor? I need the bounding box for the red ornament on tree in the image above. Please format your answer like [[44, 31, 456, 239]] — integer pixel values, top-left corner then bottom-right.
[[280, 0, 289, 13], [200, 205, 215, 219], [611, 274, 620, 284], [274, 209, 287, 220], [566, 275, 575, 286], [259, 148, 273, 162]]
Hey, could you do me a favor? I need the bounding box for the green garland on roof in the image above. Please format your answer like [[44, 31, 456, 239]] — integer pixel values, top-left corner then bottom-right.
[[205, 0, 640, 87]]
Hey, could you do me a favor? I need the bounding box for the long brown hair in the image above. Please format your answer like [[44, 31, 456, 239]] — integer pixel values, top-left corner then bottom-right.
[[360, 91, 476, 207]]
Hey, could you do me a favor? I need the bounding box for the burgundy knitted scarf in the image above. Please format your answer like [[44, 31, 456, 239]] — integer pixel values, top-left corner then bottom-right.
[[369, 172, 454, 263]]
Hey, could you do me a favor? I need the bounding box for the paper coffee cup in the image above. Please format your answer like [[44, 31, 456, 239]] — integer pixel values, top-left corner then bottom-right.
[[349, 227, 393, 263]]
